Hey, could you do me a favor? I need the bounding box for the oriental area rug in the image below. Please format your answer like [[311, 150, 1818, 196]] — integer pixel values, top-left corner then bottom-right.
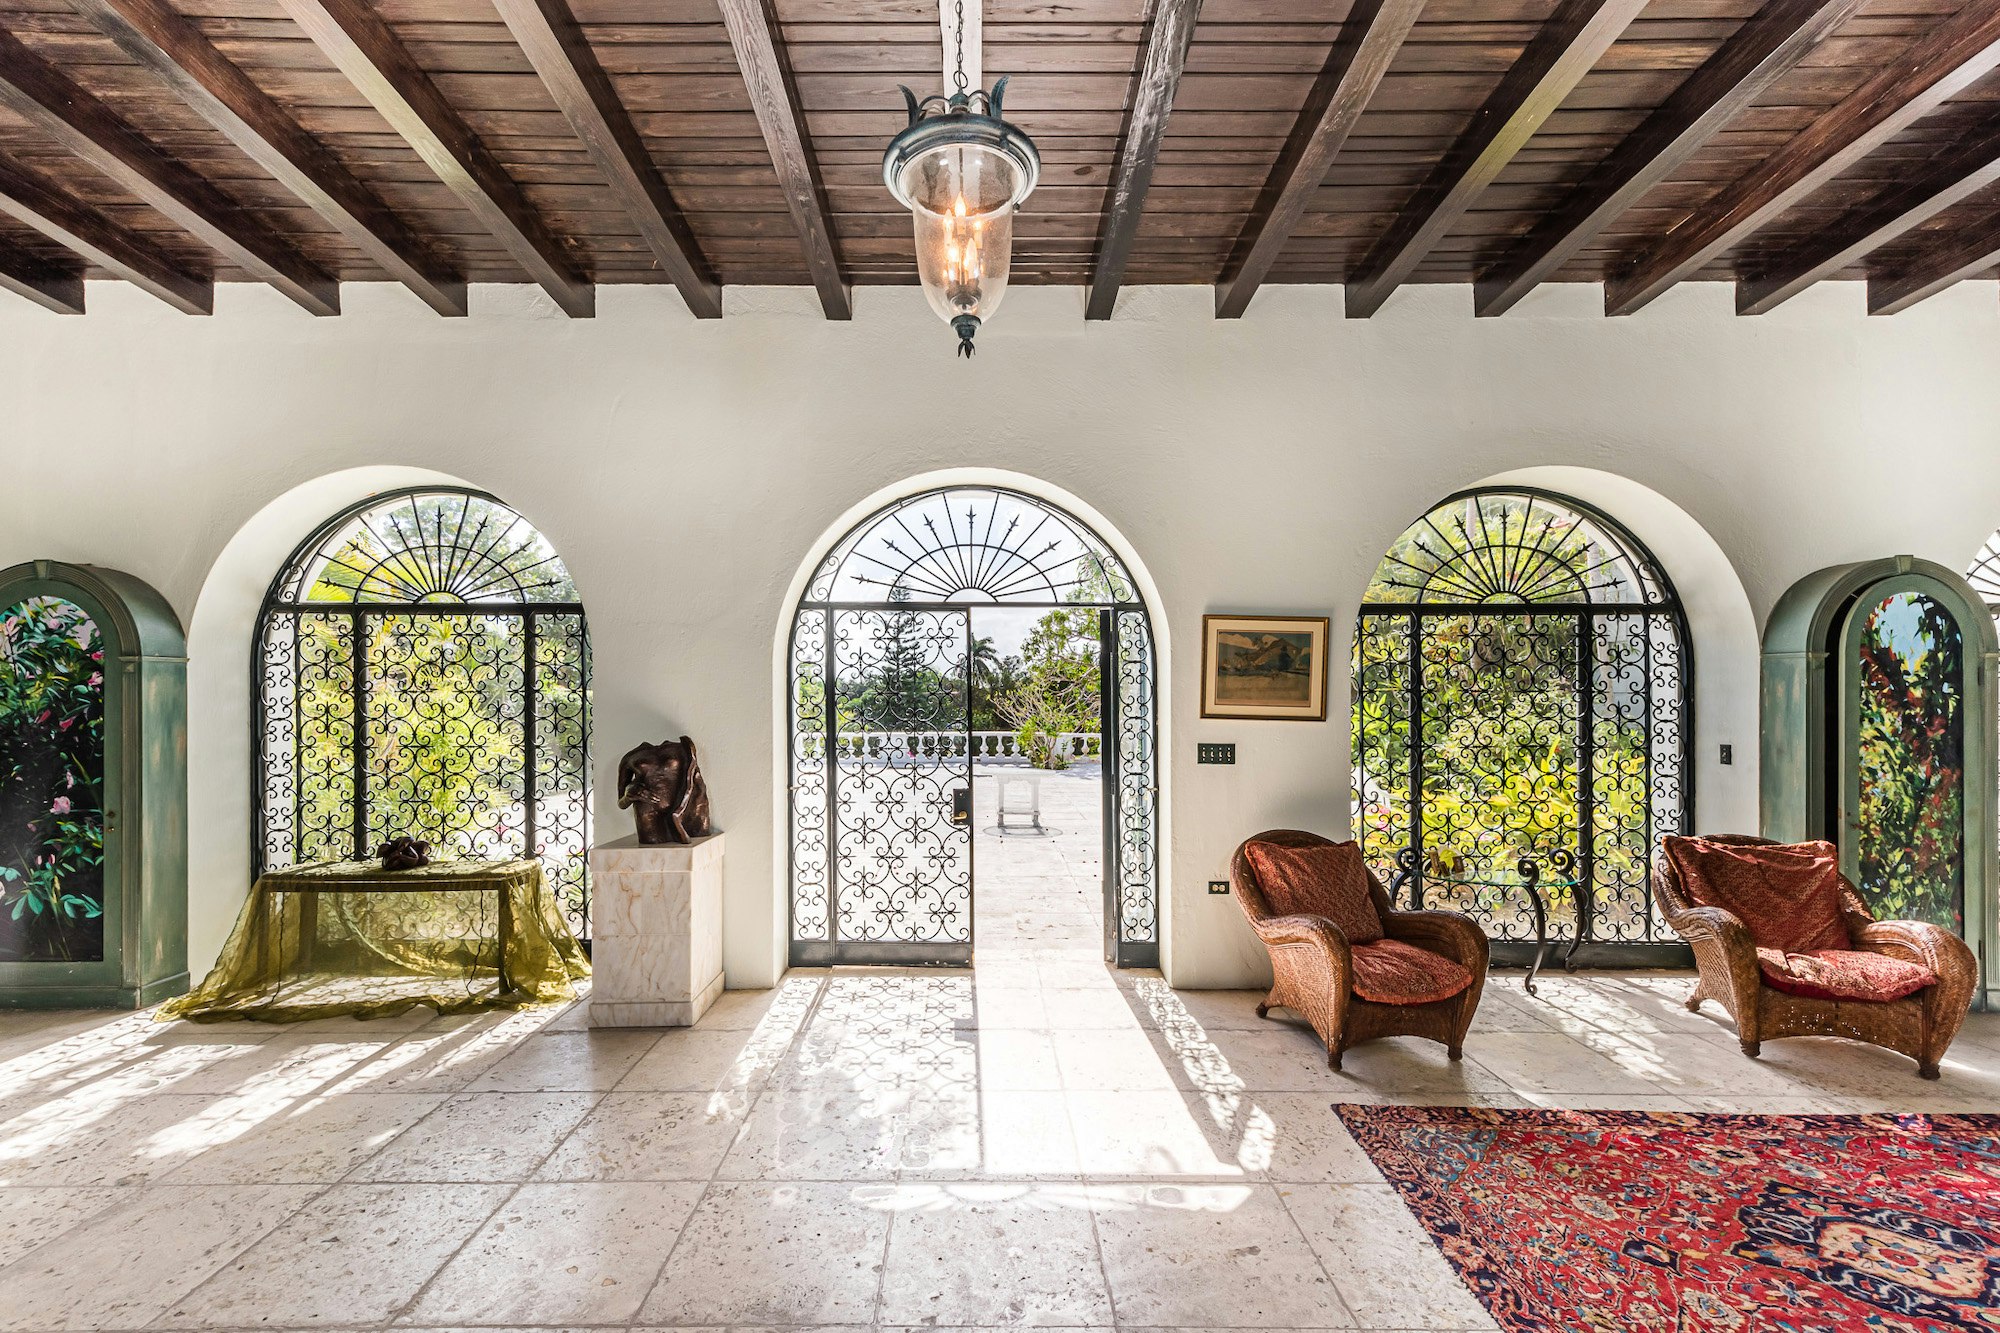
[[1335, 1104, 2000, 1333]]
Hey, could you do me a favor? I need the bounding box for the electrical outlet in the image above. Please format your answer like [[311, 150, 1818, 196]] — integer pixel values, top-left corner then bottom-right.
[[1198, 742, 1236, 765], [1720, 744, 1734, 766], [1209, 880, 1231, 895]]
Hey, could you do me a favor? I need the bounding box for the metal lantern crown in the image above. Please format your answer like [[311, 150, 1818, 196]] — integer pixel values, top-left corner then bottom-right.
[[884, 77, 1040, 357]]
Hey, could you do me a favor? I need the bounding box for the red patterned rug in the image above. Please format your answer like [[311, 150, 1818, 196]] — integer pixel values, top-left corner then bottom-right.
[[1335, 1105, 2000, 1332]]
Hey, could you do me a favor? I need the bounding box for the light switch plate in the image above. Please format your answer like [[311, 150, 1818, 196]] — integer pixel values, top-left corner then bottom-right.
[[1198, 743, 1236, 765]]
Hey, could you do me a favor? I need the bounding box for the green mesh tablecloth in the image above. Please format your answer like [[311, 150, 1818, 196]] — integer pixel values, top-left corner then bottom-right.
[[159, 858, 590, 1023]]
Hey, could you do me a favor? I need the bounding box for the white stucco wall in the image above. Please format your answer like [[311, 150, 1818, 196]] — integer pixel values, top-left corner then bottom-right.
[[3, 277, 1996, 990]]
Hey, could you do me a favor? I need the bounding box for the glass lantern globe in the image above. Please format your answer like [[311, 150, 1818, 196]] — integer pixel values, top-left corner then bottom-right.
[[885, 80, 1039, 356]]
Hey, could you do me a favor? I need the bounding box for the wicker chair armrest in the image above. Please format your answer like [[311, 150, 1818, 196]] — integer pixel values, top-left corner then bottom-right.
[[1856, 920, 1976, 980], [1383, 909, 1490, 971], [1252, 913, 1350, 956], [1672, 904, 1753, 953]]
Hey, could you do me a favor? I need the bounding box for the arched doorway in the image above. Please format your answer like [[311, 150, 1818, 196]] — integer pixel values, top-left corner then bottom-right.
[[0, 561, 187, 1007], [1763, 555, 1995, 1003], [252, 488, 593, 937], [787, 484, 1158, 968], [1353, 488, 1695, 965]]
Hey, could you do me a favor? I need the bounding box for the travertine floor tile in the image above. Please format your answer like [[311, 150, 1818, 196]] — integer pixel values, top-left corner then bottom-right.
[[406, 1180, 703, 1325], [348, 1091, 599, 1182], [0, 1183, 315, 1331], [638, 1181, 896, 1325], [877, 1181, 1113, 1326], [1088, 1183, 1356, 1328], [535, 1091, 745, 1181], [160, 1181, 508, 1326]]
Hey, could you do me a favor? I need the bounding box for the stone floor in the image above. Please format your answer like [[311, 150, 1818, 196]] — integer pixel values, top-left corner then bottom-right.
[[4, 825, 1999, 1331]]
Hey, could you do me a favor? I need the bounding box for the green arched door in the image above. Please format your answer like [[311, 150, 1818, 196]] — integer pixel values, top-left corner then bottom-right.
[[0, 562, 187, 1008], [1763, 556, 1996, 1006]]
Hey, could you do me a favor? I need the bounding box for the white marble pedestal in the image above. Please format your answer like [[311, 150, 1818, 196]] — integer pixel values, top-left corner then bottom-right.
[[588, 832, 724, 1027]]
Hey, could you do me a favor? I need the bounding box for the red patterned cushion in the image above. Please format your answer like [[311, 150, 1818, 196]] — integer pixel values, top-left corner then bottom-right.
[[1662, 837, 1850, 954], [1349, 939, 1472, 1006], [1244, 839, 1383, 944], [1756, 948, 1938, 1003]]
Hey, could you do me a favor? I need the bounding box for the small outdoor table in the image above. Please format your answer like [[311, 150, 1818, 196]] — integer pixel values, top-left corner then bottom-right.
[[159, 857, 590, 1023], [1392, 851, 1586, 996]]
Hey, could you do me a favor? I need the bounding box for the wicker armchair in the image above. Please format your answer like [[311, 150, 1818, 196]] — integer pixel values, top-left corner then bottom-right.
[[1231, 829, 1488, 1069], [1654, 834, 1977, 1079]]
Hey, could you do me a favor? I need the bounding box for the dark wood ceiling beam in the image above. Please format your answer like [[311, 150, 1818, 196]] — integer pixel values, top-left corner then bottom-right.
[[1086, 0, 1202, 321], [1606, 2, 2000, 317], [65, 0, 462, 315], [1344, 0, 1646, 320], [279, 0, 591, 316], [490, 0, 720, 318], [0, 245, 82, 313], [717, 0, 848, 319], [1738, 127, 2000, 315], [1214, 0, 1422, 321], [1868, 218, 2000, 316], [1475, 0, 1860, 319], [0, 155, 211, 313], [0, 25, 335, 314]]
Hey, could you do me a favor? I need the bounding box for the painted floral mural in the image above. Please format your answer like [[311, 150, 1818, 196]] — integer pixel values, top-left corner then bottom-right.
[[1855, 592, 1964, 932], [0, 597, 105, 963]]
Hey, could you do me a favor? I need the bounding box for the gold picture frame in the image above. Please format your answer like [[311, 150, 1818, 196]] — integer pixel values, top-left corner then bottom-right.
[[1200, 615, 1330, 721]]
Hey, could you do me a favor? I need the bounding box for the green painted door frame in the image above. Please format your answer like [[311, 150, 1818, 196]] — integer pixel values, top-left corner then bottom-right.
[[0, 561, 189, 1008], [1761, 555, 1998, 1009]]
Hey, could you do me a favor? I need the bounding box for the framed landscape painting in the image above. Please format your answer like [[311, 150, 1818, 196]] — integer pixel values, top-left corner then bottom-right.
[[1201, 615, 1330, 721]]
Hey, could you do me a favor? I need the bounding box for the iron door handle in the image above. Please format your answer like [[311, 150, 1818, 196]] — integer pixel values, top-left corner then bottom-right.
[[952, 787, 971, 826]]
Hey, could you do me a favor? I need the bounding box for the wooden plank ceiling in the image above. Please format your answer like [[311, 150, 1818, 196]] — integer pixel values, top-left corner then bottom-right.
[[0, 0, 1996, 318]]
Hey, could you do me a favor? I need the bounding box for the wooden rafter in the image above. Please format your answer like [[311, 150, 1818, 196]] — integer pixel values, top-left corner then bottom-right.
[[1343, 0, 1646, 320], [1738, 127, 2000, 315], [490, 0, 721, 319], [717, 0, 848, 320], [1868, 218, 2000, 316], [1086, 0, 1203, 322], [1214, 0, 1422, 321], [0, 244, 82, 313], [1474, 0, 1860, 318], [0, 25, 335, 315], [65, 0, 463, 316], [279, 0, 593, 317], [0, 155, 212, 314], [1607, 1, 2000, 316]]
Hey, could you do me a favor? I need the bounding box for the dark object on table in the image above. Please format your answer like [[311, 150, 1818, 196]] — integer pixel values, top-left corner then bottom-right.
[[618, 735, 712, 844], [377, 837, 431, 871], [1230, 828, 1488, 1070], [1655, 833, 1976, 1079]]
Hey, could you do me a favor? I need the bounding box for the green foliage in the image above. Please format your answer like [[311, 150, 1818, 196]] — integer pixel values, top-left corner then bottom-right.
[[998, 604, 1099, 769], [0, 597, 106, 963], [1855, 594, 1964, 929]]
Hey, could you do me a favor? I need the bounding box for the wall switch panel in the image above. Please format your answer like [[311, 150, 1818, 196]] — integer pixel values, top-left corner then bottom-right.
[[1197, 743, 1236, 765]]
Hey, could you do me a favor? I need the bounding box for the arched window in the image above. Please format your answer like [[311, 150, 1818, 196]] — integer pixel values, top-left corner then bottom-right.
[[1353, 488, 1692, 955], [788, 485, 1158, 967], [254, 489, 592, 936]]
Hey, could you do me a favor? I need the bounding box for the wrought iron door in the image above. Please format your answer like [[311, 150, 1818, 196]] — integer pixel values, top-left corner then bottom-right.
[[802, 605, 974, 964], [788, 485, 1159, 969]]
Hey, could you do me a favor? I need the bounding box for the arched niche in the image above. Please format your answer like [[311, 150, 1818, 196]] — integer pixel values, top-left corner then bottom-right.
[[1762, 555, 1997, 1004], [0, 560, 187, 1008]]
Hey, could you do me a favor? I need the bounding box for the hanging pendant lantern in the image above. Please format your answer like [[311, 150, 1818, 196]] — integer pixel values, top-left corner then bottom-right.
[[884, 72, 1039, 357]]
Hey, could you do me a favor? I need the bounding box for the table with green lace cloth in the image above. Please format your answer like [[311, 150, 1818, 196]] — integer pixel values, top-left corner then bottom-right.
[[160, 858, 591, 1023]]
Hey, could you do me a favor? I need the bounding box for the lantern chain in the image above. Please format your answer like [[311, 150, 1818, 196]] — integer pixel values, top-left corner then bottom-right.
[[952, 0, 967, 93]]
